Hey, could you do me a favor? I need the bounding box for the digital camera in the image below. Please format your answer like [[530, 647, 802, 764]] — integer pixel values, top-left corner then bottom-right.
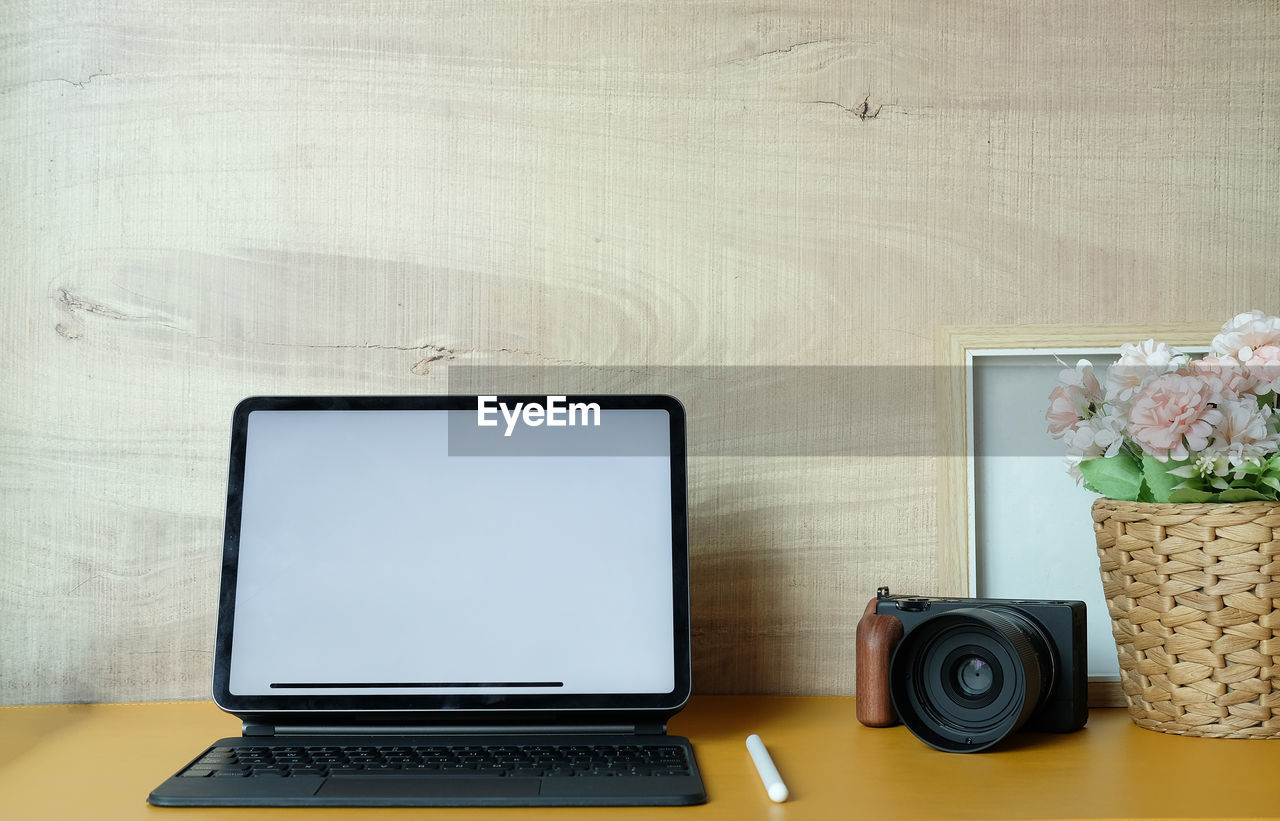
[[856, 587, 1088, 752]]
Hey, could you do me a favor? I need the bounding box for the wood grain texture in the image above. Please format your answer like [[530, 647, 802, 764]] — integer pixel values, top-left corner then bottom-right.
[[3, 2, 1279, 703]]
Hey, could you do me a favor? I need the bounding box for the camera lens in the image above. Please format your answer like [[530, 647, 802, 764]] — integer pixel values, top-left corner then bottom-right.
[[888, 608, 1055, 753], [954, 655, 993, 696]]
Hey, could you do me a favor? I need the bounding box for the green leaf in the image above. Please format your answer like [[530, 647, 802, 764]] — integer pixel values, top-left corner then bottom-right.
[[1229, 477, 1278, 499], [1217, 488, 1271, 502], [1136, 480, 1155, 503], [1142, 455, 1189, 504], [1261, 475, 1280, 493], [1078, 453, 1144, 501], [1169, 487, 1215, 503]]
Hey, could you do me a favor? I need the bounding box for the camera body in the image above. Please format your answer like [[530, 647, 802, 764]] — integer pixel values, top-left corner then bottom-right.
[[857, 587, 1087, 752]]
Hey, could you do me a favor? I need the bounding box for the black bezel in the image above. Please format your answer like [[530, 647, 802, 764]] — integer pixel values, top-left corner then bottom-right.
[[212, 395, 691, 723]]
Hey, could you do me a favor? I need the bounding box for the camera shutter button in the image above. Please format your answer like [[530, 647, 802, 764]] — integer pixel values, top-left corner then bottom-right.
[[898, 598, 929, 612]]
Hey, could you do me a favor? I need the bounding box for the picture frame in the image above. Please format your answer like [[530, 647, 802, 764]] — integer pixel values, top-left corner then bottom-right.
[[934, 323, 1219, 707]]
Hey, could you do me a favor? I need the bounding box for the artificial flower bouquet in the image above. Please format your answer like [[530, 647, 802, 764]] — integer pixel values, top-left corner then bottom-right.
[[1046, 310, 1280, 503]]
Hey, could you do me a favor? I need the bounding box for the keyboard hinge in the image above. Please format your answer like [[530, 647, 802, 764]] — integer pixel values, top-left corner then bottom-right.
[[242, 722, 275, 736], [636, 722, 668, 735]]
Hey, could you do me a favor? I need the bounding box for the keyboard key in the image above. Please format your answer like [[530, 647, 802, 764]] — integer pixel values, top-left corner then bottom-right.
[[509, 767, 545, 777]]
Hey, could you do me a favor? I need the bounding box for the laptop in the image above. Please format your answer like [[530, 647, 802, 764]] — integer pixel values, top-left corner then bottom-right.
[[148, 394, 706, 807]]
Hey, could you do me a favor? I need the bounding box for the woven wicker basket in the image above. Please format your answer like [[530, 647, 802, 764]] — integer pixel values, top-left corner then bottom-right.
[[1091, 499, 1280, 738]]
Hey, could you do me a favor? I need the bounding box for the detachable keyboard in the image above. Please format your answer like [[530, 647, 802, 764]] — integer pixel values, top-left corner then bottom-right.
[[151, 734, 706, 806]]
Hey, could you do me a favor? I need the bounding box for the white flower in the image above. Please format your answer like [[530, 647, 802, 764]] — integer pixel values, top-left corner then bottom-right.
[[1210, 310, 1280, 359], [1105, 339, 1189, 404], [1062, 410, 1128, 485], [1199, 399, 1279, 478], [1057, 359, 1101, 393], [1190, 454, 1218, 478], [1062, 410, 1126, 459], [1064, 449, 1087, 484]]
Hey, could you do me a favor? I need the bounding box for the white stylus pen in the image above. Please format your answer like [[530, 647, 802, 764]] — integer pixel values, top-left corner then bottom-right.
[[745, 734, 789, 803]]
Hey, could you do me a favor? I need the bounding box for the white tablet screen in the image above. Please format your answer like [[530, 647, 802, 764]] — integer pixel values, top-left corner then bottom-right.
[[228, 408, 675, 696]]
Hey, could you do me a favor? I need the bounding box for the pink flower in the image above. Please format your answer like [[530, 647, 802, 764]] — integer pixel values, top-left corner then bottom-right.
[[1046, 386, 1083, 438], [1126, 374, 1224, 462], [1046, 360, 1102, 439], [1187, 354, 1255, 402], [1240, 344, 1280, 395]]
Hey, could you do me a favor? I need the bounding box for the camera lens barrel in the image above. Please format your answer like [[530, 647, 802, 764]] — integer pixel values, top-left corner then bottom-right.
[[888, 607, 1055, 753]]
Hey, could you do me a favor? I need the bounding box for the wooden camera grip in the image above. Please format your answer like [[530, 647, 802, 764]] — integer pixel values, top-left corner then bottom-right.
[[855, 609, 904, 728]]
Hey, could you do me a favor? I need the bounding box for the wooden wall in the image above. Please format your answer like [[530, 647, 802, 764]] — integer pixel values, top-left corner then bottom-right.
[[3, 1, 1277, 704]]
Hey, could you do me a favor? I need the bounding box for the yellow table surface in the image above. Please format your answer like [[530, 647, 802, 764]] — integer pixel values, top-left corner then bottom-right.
[[2, 696, 1277, 820]]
